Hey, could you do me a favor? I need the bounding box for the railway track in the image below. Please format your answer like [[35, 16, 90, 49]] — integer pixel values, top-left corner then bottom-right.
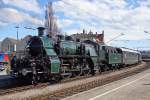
[[0, 66, 114, 95], [0, 62, 148, 100], [32, 62, 150, 100], [0, 70, 119, 95], [0, 82, 49, 95], [0, 70, 109, 95]]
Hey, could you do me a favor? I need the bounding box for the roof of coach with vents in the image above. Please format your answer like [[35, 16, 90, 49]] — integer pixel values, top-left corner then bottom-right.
[[120, 47, 140, 54]]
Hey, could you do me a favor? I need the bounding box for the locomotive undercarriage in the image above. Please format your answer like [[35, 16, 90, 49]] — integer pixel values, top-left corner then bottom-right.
[[60, 56, 91, 79], [11, 56, 52, 84], [11, 54, 123, 84], [11, 55, 94, 84]]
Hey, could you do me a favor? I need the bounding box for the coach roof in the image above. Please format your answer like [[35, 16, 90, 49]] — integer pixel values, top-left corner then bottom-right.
[[120, 47, 140, 54]]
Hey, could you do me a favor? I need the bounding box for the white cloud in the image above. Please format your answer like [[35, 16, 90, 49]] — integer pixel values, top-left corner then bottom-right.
[[0, 8, 43, 26], [1, 0, 150, 48], [63, 28, 81, 35], [53, 0, 150, 43], [2, 0, 41, 14], [0, 21, 7, 26], [57, 19, 74, 29]]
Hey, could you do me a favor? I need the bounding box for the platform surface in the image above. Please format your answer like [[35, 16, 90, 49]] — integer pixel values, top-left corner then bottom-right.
[[63, 67, 150, 100]]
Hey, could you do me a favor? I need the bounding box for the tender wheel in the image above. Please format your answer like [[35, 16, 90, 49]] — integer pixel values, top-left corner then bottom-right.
[[102, 65, 109, 72]]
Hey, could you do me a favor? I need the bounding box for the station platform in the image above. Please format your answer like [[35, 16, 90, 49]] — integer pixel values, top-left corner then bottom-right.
[[63, 67, 150, 100]]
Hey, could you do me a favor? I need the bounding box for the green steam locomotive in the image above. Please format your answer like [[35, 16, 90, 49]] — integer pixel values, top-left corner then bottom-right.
[[10, 28, 141, 84]]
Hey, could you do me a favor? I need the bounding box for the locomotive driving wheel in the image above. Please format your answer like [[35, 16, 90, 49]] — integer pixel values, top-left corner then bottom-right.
[[79, 62, 90, 76], [98, 65, 102, 74], [83, 62, 90, 75]]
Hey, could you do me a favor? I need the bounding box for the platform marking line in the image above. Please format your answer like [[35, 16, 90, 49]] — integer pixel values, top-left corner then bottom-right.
[[88, 73, 150, 100]]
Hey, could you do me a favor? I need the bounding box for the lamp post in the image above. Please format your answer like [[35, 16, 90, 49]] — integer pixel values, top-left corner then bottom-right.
[[15, 26, 19, 40], [106, 33, 125, 43]]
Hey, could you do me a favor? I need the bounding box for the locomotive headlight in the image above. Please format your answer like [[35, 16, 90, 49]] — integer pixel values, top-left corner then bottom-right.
[[22, 69, 28, 76]]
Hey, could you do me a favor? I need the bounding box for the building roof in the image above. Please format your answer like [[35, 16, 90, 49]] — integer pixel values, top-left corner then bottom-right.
[[2, 37, 18, 44]]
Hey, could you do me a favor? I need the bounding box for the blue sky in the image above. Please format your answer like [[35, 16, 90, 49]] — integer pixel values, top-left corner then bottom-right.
[[0, 0, 150, 50]]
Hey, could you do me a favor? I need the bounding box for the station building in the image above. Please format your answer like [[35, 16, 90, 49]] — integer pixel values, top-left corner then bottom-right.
[[0, 35, 32, 53]]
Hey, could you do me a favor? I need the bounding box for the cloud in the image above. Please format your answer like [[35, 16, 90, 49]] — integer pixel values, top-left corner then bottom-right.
[[0, 21, 7, 26], [57, 19, 74, 29], [0, 8, 43, 26], [53, 0, 150, 43], [2, 0, 41, 14]]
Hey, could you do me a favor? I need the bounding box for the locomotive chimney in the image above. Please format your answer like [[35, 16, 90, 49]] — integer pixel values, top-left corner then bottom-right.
[[37, 27, 45, 37]]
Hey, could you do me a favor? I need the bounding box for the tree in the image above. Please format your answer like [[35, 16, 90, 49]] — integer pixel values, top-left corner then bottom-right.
[[45, 2, 58, 37]]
